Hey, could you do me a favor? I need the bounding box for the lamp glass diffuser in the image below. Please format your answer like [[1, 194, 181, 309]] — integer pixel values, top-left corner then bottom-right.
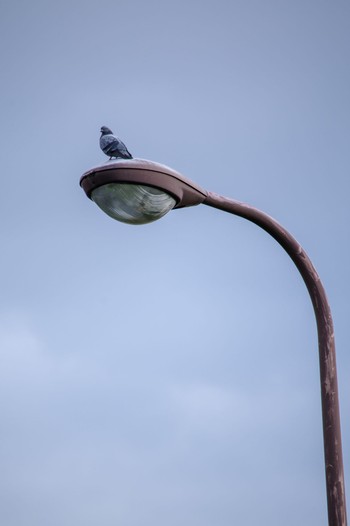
[[91, 183, 176, 225]]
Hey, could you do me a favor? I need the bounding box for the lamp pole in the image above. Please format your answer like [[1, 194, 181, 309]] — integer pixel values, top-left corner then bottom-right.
[[203, 191, 346, 526], [80, 159, 347, 525]]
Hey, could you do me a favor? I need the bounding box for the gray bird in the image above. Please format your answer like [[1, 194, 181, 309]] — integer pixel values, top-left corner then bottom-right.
[[100, 126, 133, 160]]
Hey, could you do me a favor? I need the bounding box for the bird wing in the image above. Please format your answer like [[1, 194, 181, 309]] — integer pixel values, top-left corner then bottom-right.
[[114, 139, 131, 156], [100, 134, 132, 158], [100, 135, 119, 148]]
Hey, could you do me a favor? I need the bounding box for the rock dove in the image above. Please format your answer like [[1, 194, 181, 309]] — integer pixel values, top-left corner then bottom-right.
[[100, 126, 133, 160]]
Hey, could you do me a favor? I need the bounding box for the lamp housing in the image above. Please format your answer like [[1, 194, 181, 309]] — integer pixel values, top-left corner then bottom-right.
[[80, 159, 207, 224]]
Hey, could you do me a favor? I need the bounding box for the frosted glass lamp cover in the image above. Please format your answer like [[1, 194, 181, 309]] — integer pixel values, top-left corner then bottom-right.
[[91, 183, 176, 225]]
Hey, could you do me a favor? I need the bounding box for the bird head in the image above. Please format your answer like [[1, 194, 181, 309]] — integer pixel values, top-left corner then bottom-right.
[[100, 126, 113, 135]]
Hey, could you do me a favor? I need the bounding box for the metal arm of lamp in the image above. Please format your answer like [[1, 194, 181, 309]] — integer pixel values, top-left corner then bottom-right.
[[80, 158, 347, 526]]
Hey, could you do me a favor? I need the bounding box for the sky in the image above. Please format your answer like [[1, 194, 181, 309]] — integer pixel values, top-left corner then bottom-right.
[[0, 0, 349, 524]]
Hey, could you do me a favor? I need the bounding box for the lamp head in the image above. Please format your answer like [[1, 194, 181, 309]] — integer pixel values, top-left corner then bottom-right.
[[80, 159, 207, 225]]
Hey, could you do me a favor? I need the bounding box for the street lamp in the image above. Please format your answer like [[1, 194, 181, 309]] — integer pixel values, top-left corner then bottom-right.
[[80, 158, 347, 526]]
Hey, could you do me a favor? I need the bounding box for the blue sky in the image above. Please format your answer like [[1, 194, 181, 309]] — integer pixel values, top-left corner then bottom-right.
[[1, 1, 349, 524]]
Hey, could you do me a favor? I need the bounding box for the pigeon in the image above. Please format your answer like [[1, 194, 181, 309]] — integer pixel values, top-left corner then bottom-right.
[[100, 126, 133, 160]]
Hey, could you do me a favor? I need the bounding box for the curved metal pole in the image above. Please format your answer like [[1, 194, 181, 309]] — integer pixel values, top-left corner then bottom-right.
[[203, 191, 347, 526]]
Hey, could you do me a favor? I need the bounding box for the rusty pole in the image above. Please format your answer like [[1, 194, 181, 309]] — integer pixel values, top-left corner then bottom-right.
[[203, 191, 347, 526]]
